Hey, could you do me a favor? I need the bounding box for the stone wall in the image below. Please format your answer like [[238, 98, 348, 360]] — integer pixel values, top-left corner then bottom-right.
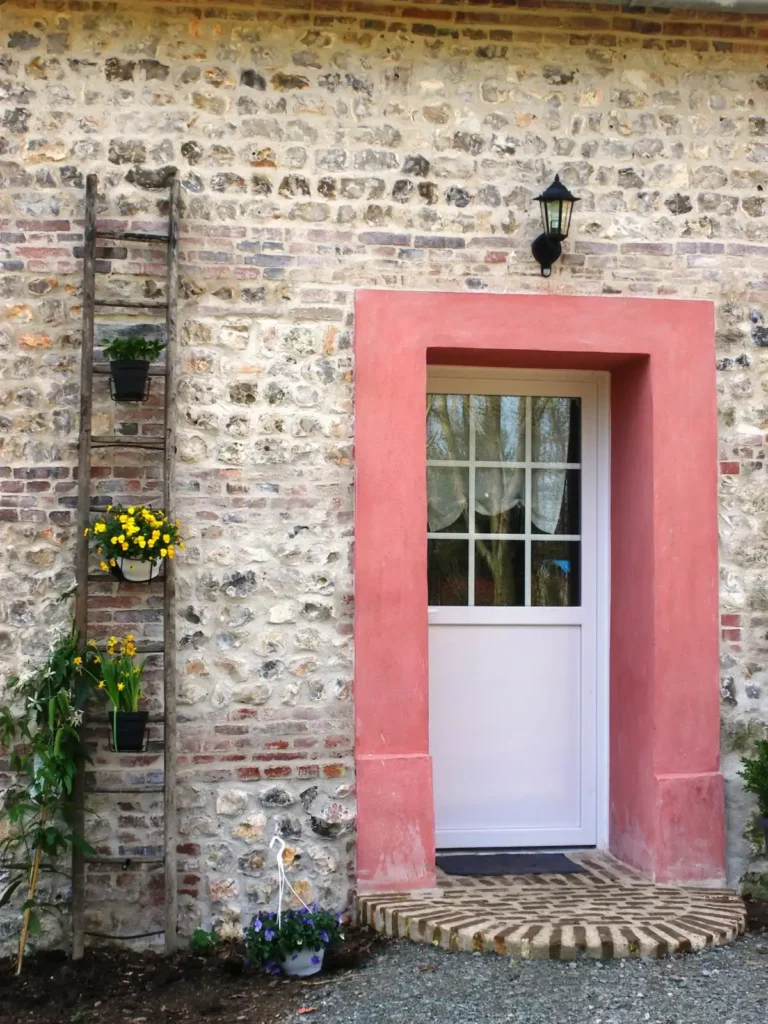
[[2, 0, 768, 945]]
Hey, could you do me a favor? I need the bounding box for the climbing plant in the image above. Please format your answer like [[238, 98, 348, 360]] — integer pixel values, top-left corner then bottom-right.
[[0, 604, 100, 973]]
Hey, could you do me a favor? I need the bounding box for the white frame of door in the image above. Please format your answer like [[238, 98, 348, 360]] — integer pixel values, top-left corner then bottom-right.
[[426, 366, 611, 849]]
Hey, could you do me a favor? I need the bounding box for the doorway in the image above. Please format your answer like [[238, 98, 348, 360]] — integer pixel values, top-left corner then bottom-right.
[[426, 367, 609, 849]]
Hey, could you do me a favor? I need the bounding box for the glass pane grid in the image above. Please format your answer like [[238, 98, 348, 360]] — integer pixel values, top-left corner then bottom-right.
[[427, 392, 581, 607]]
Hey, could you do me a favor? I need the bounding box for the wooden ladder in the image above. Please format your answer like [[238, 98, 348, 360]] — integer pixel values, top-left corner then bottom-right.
[[71, 173, 180, 957]]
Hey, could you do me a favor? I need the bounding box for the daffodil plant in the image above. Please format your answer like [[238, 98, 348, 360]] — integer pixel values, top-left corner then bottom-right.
[[85, 503, 183, 572], [90, 635, 145, 713]]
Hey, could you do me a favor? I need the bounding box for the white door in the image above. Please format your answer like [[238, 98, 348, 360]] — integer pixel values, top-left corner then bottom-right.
[[427, 368, 608, 849]]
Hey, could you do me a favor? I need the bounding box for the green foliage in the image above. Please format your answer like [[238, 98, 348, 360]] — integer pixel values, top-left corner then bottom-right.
[[244, 907, 343, 971], [739, 739, 768, 817], [102, 336, 165, 362], [189, 928, 221, 955], [0, 618, 99, 942]]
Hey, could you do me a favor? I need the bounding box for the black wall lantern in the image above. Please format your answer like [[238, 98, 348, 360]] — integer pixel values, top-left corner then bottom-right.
[[531, 175, 580, 277]]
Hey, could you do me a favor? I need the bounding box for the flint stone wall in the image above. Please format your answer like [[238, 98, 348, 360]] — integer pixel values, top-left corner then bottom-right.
[[1, 0, 768, 945]]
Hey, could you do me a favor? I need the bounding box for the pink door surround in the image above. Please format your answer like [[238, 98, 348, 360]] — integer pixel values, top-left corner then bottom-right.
[[354, 290, 724, 892]]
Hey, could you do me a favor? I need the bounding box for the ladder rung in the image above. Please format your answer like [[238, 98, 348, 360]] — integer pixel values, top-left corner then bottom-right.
[[85, 855, 164, 864], [93, 300, 168, 310], [94, 640, 164, 653], [87, 785, 164, 794], [85, 929, 165, 940], [96, 230, 169, 243], [91, 435, 165, 450], [93, 363, 166, 376], [87, 571, 164, 583]]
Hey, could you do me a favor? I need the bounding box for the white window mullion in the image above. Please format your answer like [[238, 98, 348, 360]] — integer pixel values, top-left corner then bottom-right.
[[524, 396, 532, 607], [468, 398, 476, 607]]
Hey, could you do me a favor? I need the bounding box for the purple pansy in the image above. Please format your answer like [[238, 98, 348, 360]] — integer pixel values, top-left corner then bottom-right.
[[311, 955, 320, 965], [253, 918, 263, 932], [264, 929, 276, 942], [319, 930, 329, 944]]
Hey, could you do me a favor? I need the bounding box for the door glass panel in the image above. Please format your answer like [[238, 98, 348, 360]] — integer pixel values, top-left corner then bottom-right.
[[531, 541, 580, 607], [427, 394, 469, 460], [428, 539, 468, 605], [473, 395, 525, 462], [427, 388, 583, 608], [531, 397, 580, 463], [475, 467, 525, 534], [427, 467, 469, 533], [531, 469, 580, 535], [475, 540, 525, 606]]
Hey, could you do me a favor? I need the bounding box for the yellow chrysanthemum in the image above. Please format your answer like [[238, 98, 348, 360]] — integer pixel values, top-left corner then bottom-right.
[[73, 656, 82, 667], [117, 682, 125, 691]]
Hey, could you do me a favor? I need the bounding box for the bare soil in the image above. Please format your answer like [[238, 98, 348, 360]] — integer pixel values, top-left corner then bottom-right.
[[0, 930, 387, 1024]]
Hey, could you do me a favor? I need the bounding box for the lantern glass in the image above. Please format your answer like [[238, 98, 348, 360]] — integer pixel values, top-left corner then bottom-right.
[[536, 176, 579, 242]]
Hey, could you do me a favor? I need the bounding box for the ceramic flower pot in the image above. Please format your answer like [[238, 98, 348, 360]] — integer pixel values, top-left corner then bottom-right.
[[110, 359, 151, 402], [109, 557, 162, 583], [280, 947, 324, 977], [108, 710, 149, 752]]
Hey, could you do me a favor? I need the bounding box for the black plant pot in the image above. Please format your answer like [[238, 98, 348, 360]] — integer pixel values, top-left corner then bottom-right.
[[110, 359, 151, 402], [756, 815, 768, 854], [108, 710, 148, 752]]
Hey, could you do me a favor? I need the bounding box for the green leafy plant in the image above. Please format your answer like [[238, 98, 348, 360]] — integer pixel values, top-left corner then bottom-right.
[[244, 907, 343, 973], [189, 927, 221, 955], [0, 615, 100, 973], [102, 336, 165, 362], [740, 739, 768, 817]]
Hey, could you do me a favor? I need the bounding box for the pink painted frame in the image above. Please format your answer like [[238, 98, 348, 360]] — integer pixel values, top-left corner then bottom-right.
[[354, 290, 724, 891]]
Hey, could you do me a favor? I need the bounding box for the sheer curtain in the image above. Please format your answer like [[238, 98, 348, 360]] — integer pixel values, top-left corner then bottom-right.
[[426, 396, 570, 535]]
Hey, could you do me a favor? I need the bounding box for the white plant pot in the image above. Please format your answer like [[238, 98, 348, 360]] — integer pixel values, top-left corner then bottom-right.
[[280, 947, 324, 977], [112, 557, 162, 583]]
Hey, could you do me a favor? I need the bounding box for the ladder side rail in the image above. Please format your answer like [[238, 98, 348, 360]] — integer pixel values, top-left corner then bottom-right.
[[162, 177, 180, 952], [72, 173, 99, 961]]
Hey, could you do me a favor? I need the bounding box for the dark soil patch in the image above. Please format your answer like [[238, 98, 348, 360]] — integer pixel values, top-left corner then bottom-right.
[[0, 929, 387, 1024], [745, 895, 768, 933]]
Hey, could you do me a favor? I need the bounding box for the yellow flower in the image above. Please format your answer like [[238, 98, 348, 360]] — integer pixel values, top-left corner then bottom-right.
[[138, 537, 146, 548], [73, 656, 82, 667], [99, 561, 109, 572], [83, 527, 90, 536], [98, 681, 105, 689], [128, 507, 135, 514], [94, 655, 100, 664], [117, 682, 125, 691], [97, 547, 103, 555], [148, 539, 155, 548], [167, 546, 175, 560], [107, 505, 113, 512], [160, 548, 167, 558], [117, 534, 125, 544], [163, 534, 170, 543], [126, 634, 135, 641], [87, 639, 97, 648], [110, 537, 118, 544], [109, 559, 116, 567], [122, 543, 129, 551]]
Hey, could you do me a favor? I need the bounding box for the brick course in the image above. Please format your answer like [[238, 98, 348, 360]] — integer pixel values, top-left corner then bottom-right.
[[1, 0, 768, 944]]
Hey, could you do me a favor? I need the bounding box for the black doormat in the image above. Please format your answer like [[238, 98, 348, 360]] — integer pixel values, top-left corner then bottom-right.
[[436, 852, 584, 876]]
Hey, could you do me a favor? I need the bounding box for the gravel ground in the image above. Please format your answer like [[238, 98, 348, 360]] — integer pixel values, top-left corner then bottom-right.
[[292, 936, 768, 1024]]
